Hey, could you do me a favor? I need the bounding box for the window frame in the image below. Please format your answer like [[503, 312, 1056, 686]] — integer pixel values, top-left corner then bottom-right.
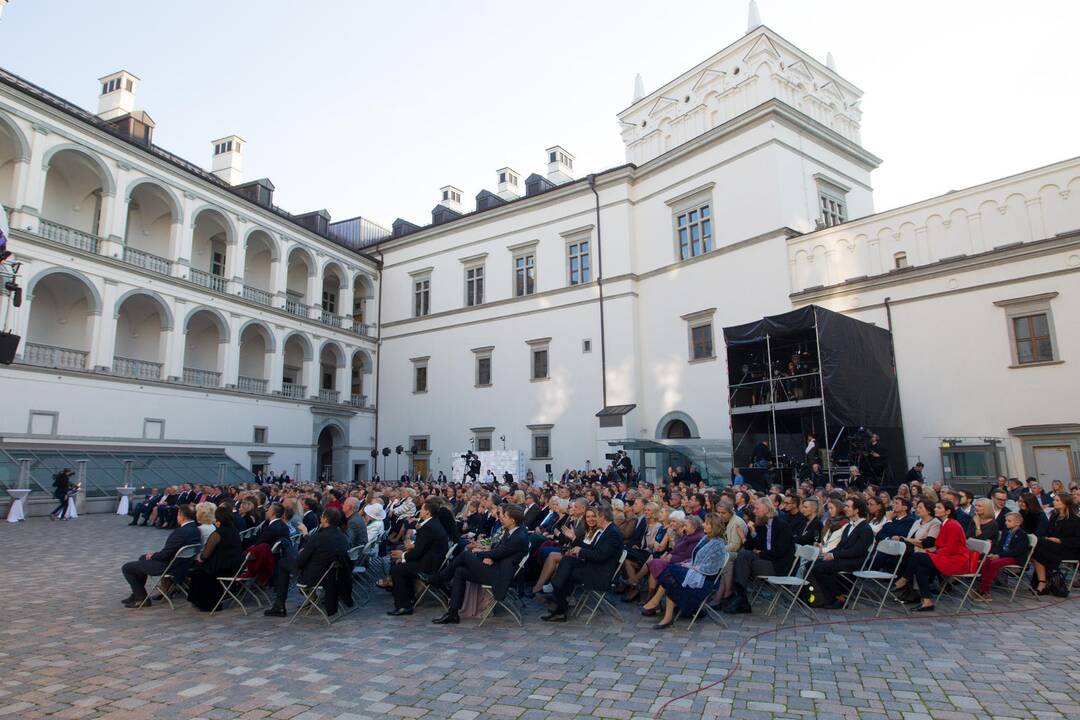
[[681, 308, 717, 364], [473, 346, 494, 388], [513, 250, 537, 297], [471, 426, 494, 453], [410, 270, 432, 318], [666, 184, 716, 262], [411, 356, 430, 394], [993, 292, 1062, 368], [815, 176, 850, 229], [464, 263, 485, 307], [528, 424, 554, 460], [527, 337, 551, 381]]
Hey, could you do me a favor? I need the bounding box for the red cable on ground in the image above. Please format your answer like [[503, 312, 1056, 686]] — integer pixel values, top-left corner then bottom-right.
[[655, 595, 1075, 717]]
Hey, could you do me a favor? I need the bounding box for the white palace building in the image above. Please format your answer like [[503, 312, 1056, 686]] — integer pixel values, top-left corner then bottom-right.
[[2, 3, 1079, 512]]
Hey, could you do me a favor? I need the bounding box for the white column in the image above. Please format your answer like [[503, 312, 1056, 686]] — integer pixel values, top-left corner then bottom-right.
[[306, 271, 321, 313], [272, 256, 288, 308], [967, 213, 984, 254], [337, 283, 354, 330], [7, 159, 29, 218], [164, 301, 187, 380], [168, 219, 188, 278], [268, 340, 285, 394], [19, 126, 52, 233], [221, 316, 240, 387], [226, 238, 245, 295], [302, 354, 320, 399], [335, 359, 351, 402], [1025, 197, 1046, 242]]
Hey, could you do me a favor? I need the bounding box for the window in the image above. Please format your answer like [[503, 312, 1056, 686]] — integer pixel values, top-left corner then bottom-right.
[[253, 427, 268, 444], [473, 346, 493, 387], [549, 151, 557, 163], [514, 253, 536, 296], [499, 172, 506, 183], [472, 427, 494, 452], [682, 308, 717, 363], [414, 277, 430, 317], [411, 437, 429, 453], [414, 365, 427, 393], [819, 191, 847, 228], [568, 240, 591, 285], [529, 424, 554, 460], [322, 291, 337, 314], [894, 251, 909, 269], [1013, 315, 1054, 364], [211, 250, 226, 277], [532, 349, 549, 380], [676, 204, 713, 260], [582, 339, 592, 353], [994, 292, 1061, 368], [465, 265, 484, 306]]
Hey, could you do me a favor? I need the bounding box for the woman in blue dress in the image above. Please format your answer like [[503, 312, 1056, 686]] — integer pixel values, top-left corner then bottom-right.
[[642, 512, 728, 629]]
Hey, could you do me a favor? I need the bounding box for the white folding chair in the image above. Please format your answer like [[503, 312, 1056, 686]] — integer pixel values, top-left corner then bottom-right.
[[762, 544, 820, 625], [288, 561, 340, 625], [845, 539, 909, 616], [138, 543, 201, 609], [413, 545, 456, 610], [209, 553, 262, 615], [572, 549, 627, 625], [687, 554, 731, 630], [1060, 559, 1080, 591], [998, 534, 1038, 602], [934, 538, 990, 613], [477, 552, 530, 627]]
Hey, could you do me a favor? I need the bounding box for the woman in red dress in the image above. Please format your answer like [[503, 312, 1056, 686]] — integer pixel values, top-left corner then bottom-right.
[[891, 499, 977, 612]]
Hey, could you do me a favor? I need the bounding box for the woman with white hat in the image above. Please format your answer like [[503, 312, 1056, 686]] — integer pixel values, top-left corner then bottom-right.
[[364, 503, 387, 543]]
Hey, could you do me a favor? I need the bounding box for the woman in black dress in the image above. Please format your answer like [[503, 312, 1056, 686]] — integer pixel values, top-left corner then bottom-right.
[[188, 506, 245, 612], [1031, 493, 1080, 595]]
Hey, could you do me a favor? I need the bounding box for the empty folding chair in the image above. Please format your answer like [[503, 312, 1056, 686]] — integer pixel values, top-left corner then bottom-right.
[[413, 545, 456, 611], [572, 550, 628, 625], [477, 552, 531, 627], [138, 543, 201, 609], [1061, 559, 1080, 592], [998, 534, 1038, 602], [845, 539, 909, 617], [288, 561, 340, 626], [687, 554, 731, 630], [210, 553, 261, 616], [762, 544, 820, 625], [934, 538, 991, 614]]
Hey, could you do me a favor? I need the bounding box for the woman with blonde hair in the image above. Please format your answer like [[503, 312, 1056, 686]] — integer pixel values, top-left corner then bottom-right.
[[641, 513, 728, 628], [195, 501, 217, 544], [972, 497, 999, 543]]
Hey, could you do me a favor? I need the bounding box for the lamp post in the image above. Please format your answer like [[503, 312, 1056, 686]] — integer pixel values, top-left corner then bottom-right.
[[395, 445, 403, 480], [381, 447, 391, 482]]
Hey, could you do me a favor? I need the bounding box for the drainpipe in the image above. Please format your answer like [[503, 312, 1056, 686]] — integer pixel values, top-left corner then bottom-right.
[[373, 250, 384, 457], [883, 296, 893, 332], [587, 174, 608, 409]]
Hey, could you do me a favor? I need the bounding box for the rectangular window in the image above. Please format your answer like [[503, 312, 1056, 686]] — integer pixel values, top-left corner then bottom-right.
[[477, 356, 492, 386], [533, 434, 551, 459], [532, 348, 549, 380], [582, 339, 592, 353], [211, 250, 226, 277], [514, 253, 536, 296], [465, 266, 484, 306], [1013, 314, 1054, 364], [690, 323, 714, 360], [477, 435, 492, 452], [676, 204, 712, 260], [414, 278, 430, 317], [568, 241, 591, 285], [253, 427, 268, 444], [414, 365, 427, 393], [322, 291, 336, 314], [819, 192, 847, 228]]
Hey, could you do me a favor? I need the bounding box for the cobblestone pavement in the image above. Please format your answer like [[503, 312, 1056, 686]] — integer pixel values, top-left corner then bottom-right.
[[0, 515, 1078, 720]]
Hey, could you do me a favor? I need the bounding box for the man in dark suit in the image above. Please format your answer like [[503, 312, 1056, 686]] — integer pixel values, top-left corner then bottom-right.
[[876, 497, 916, 542], [726, 498, 795, 614], [295, 508, 351, 614], [809, 497, 874, 608], [433, 505, 529, 624], [129, 488, 162, 526], [120, 504, 200, 607], [388, 499, 450, 616], [522, 493, 543, 531], [245, 503, 290, 549], [541, 505, 624, 622], [805, 462, 827, 488], [991, 489, 1010, 534], [622, 498, 650, 565], [50, 468, 74, 520], [301, 497, 321, 533]]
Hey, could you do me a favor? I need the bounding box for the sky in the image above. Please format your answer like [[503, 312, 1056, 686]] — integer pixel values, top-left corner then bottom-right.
[[2, 0, 1078, 228]]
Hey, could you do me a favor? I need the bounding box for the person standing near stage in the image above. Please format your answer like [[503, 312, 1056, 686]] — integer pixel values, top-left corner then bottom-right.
[[50, 468, 74, 520]]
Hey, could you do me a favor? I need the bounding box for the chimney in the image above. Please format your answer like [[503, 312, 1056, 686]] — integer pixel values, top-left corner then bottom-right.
[[97, 70, 140, 121], [496, 168, 521, 200], [211, 135, 245, 186], [545, 146, 574, 185], [438, 185, 463, 214]]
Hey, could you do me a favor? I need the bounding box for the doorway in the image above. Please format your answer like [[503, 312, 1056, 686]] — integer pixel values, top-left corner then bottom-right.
[[1034, 446, 1073, 486], [317, 426, 336, 482], [413, 458, 429, 480]]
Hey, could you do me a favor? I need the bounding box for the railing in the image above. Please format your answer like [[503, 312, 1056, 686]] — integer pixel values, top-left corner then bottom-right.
[[242, 285, 273, 306], [320, 310, 343, 328], [189, 268, 227, 292], [22, 342, 89, 370], [285, 298, 309, 317], [348, 393, 367, 407], [280, 382, 306, 399], [182, 367, 222, 388], [237, 375, 268, 394], [318, 388, 340, 403], [122, 246, 172, 274], [39, 219, 100, 253], [351, 323, 375, 337], [113, 356, 163, 380]]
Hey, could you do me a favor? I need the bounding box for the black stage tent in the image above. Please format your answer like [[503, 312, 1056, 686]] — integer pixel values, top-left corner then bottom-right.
[[723, 305, 907, 487]]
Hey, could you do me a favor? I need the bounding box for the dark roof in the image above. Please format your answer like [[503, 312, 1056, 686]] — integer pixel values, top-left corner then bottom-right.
[[0, 66, 369, 256], [595, 404, 637, 417]]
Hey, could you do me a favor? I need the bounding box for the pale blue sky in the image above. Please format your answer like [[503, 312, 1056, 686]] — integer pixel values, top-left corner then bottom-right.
[[2, 0, 1078, 228]]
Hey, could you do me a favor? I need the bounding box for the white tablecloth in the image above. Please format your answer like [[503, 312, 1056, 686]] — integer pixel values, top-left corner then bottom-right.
[[116, 487, 133, 515], [5, 489, 30, 523], [65, 496, 78, 519]]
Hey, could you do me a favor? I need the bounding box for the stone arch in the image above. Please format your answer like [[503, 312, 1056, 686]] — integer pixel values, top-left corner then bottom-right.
[[243, 226, 281, 261], [0, 109, 30, 162], [318, 338, 347, 367], [113, 288, 174, 330], [654, 411, 700, 440], [124, 176, 183, 223], [237, 319, 277, 353], [26, 267, 102, 314], [352, 270, 376, 298], [189, 204, 237, 244], [182, 305, 231, 342], [41, 143, 115, 196], [282, 330, 314, 361], [286, 244, 317, 274]]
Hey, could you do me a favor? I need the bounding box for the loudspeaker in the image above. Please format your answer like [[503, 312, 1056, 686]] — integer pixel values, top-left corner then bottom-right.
[[545, 464, 552, 474], [0, 332, 19, 365]]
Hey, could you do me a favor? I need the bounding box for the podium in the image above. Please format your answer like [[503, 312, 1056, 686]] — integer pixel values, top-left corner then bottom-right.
[[116, 487, 134, 516], [5, 489, 30, 523]]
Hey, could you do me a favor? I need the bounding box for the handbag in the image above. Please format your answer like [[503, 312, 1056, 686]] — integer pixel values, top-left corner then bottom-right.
[[1046, 569, 1070, 598]]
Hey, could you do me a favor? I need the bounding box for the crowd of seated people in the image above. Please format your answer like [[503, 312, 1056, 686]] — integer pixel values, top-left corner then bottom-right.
[[115, 461, 1080, 623]]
